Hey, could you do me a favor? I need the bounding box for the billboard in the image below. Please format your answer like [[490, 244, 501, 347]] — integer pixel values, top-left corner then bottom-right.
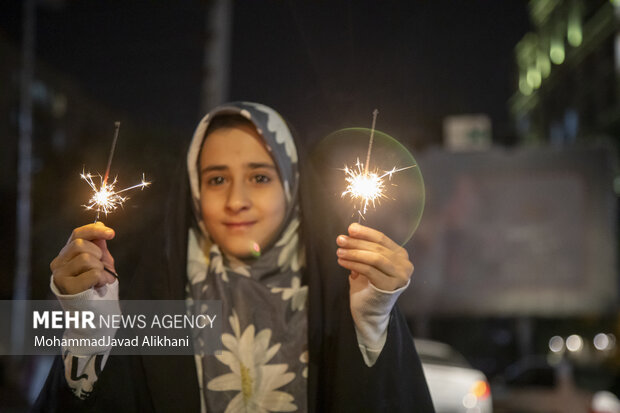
[[400, 147, 617, 317]]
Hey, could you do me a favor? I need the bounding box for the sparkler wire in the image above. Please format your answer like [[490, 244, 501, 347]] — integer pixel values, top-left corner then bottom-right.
[[341, 111, 418, 222], [364, 109, 379, 175], [81, 121, 150, 222], [103, 121, 121, 185]]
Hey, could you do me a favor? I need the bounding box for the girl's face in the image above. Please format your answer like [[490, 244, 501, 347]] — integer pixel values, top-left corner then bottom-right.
[[199, 124, 286, 259]]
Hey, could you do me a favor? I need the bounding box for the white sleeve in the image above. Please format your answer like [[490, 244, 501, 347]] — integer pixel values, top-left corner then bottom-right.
[[349, 275, 410, 367], [50, 276, 120, 399]]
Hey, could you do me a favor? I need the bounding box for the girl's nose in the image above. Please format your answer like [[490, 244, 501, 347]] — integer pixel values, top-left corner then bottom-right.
[[226, 181, 251, 212]]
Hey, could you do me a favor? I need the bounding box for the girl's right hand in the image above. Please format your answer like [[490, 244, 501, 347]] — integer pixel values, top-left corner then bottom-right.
[[50, 222, 117, 295]]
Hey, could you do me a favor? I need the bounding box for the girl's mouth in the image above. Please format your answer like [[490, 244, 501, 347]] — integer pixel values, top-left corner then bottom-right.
[[224, 221, 257, 230]]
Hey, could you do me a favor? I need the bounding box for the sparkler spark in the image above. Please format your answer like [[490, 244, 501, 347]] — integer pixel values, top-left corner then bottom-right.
[[81, 121, 150, 221], [81, 171, 150, 217], [341, 109, 417, 220], [341, 159, 416, 219]]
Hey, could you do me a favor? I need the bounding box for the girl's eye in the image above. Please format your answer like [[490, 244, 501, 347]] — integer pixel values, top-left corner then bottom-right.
[[207, 176, 225, 185], [253, 174, 271, 184]]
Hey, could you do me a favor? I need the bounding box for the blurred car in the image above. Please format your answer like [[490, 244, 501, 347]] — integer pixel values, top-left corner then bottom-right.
[[415, 338, 493, 413], [491, 356, 620, 413], [592, 391, 620, 413]]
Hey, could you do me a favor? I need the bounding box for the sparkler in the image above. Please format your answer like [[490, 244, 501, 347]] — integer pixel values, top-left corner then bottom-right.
[[81, 121, 150, 222], [341, 110, 417, 221]]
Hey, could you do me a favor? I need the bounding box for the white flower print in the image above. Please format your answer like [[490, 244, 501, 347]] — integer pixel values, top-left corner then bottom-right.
[[283, 180, 292, 204], [247, 102, 297, 163], [207, 312, 297, 412], [276, 219, 304, 273], [227, 255, 251, 278], [299, 351, 308, 379], [271, 276, 308, 312], [210, 245, 229, 282], [187, 228, 208, 284]]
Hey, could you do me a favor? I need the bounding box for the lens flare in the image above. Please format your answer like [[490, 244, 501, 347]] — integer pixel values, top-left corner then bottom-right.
[[340, 109, 416, 220], [311, 122, 425, 245]]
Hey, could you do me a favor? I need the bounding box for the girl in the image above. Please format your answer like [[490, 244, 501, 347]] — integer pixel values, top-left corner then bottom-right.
[[36, 102, 434, 412]]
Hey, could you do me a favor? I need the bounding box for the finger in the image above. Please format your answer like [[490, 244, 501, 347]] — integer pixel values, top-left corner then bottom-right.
[[56, 268, 109, 295], [67, 222, 115, 244], [338, 257, 383, 285], [338, 258, 405, 291], [95, 267, 117, 287], [337, 248, 399, 278], [350, 270, 360, 280], [345, 223, 398, 251], [347, 223, 400, 251], [54, 238, 103, 269], [102, 267, 118, 283], [54, 252, 104, 281], [336, 234, 389, 255]]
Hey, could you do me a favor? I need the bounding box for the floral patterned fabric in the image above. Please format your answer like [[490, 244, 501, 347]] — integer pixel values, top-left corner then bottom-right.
[[186, 102, 308, 412]]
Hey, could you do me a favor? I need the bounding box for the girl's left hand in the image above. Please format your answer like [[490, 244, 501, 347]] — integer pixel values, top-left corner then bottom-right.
[[336, 223, 413, 291]]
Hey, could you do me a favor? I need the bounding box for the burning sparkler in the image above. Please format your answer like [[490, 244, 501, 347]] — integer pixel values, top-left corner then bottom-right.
[[341, 110, 417, 221], [81, 121, 150, 221], [81, 171, 150, 218]]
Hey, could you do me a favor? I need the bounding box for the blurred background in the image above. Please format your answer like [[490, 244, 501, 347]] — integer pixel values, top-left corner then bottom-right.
[[1, 0, 619, 412]]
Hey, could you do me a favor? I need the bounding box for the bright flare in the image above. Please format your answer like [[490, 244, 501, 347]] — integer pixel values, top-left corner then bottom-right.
[[341, 110, 417, 220], [341, 158, 416, 220], [81, 170, 150, 217]]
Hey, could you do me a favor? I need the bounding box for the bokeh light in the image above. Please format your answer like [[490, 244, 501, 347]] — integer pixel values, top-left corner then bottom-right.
[[519, 74, 533, 96], [526, 68, 542, 89], [537, 49, 551, 79], [566, 334, 583, 352], [549, 335, 564, 353], [594, 333, 609, 351], [462, 393, 477, 409], [608, 334, 616, 349], [550, 40, 565, 64]]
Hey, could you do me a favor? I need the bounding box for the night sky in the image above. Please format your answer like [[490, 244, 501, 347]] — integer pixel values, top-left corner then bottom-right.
[[1, 0, 530, 147]]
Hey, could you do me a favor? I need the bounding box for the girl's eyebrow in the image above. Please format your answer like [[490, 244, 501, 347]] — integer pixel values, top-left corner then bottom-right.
[[248, 162, 276, 170], [201, 163, 276, 174], [201, 165, 227, 174]]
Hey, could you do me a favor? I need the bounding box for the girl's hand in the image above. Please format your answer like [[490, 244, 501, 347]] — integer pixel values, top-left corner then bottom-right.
[[50, 222, 117, 295], [336, 223, 413, 291]]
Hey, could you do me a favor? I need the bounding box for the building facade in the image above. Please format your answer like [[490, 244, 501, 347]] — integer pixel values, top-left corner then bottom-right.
[[510, 0, 620, 145]]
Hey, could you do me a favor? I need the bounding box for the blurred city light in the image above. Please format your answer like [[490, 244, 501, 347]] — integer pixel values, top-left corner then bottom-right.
[[526, 68, 542, 89], [566, 334, 583, 352], [567, 22, 582, 47], [537, 49, 551, 78], [594, 333, 610, 351], [519, 75, 533, 96], [471, 380, 490, 398], [462, 392, 477, 409], [549, 335, 564, 353], [550, 38, 565, 64], [567, 6, 582, 47]]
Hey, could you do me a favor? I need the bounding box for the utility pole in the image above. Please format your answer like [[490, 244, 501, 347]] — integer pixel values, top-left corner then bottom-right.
[[200, 0, 232, 113], [12, 0, 36, 354]]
